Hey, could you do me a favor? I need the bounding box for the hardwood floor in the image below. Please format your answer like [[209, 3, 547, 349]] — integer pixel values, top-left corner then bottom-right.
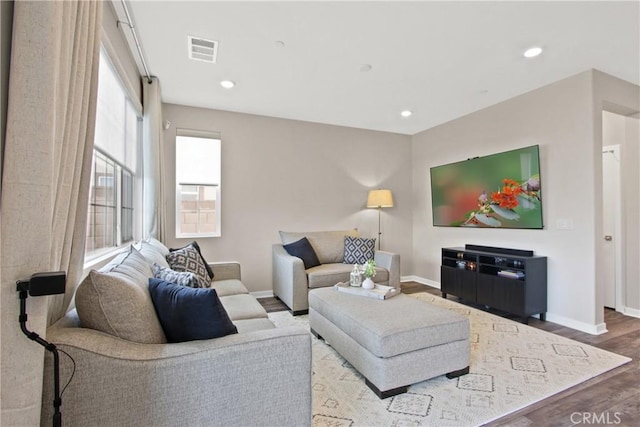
[[259, 282, 640, 426]]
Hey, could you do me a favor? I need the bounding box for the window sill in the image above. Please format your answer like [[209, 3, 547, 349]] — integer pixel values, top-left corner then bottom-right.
[[175, 233, 221, 239], [83, 245, 128, 271]]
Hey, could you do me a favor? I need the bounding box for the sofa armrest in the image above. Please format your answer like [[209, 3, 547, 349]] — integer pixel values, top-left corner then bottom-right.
[[375, 250, 400, 289], [272, 244, 309, 313], [43, 318, 312, 426], [209, 261, 241, 281]]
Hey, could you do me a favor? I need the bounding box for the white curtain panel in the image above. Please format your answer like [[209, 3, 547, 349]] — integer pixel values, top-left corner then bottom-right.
[[142, 77, 166, 241], [0, 1, 102, 425]]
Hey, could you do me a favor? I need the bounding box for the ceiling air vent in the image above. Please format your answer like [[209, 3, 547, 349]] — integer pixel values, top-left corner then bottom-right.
[[188, 36, 218, 63]]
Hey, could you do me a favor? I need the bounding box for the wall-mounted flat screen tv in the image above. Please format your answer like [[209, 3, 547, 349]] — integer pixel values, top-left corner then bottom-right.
[[430, 145, 543, 229]]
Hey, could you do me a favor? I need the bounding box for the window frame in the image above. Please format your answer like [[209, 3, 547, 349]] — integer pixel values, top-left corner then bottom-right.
[[84, 47, 142, 264], [175, 130, 222, 238]]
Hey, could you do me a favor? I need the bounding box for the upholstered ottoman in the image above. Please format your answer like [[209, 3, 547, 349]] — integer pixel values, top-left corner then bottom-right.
[[308, 287, 470, 398]]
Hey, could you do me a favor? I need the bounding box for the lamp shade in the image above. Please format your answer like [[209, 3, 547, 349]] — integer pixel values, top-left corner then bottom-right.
[[367, 189, 394, 208]]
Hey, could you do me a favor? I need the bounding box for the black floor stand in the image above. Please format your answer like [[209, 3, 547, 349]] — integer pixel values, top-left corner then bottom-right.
[[17, 283, 62, 427]]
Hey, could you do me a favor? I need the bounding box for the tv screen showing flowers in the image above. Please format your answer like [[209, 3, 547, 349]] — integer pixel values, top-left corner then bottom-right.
[[430, 145, 543, 229]]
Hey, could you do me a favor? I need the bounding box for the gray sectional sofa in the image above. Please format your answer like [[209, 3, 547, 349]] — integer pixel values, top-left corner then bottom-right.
[[272, 229, 400, 314], [41, 240, 312, 427]]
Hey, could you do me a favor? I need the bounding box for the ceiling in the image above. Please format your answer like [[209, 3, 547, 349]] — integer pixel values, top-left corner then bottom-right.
[[124, 1, 639, 135]]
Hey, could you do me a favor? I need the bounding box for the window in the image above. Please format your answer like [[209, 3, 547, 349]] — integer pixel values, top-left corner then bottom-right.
[[121, 169, 134, 242], [87, 152, 117, 251], [85, 49, 141, 258], [175, 131, 221, 237]]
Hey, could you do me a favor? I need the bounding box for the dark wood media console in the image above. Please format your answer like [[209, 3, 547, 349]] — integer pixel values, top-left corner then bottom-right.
[[441, 245, 547, 323]]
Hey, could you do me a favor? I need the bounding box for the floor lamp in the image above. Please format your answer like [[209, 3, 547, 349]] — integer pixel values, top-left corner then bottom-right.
[[367, 189, 394, 250]]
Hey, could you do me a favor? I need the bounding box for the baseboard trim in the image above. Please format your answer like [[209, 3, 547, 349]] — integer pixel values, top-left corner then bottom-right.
[[622, 306, 640, 318], [400, 277, 610, 335], [255, 278, 634, 333], [401, 275, 440, 289], [252, 290, 274, 299], [544, 313, 608, 335]]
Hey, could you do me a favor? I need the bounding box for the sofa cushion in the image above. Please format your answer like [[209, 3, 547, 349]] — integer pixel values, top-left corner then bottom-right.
[[170, 241, 214, 279], [144, 237, 170, 256], [283, 237, 321, 269], [211, 279, 250, 297], [99, 246, 153, 285], [152, 263, 199, 288], [233, 318, 276, 334], [279, 229, 359, 264], [307, 263, 353, 289], [307, 263, 390, 289], [149, 278, 238, 343], [75, 270, 167, 344], [219, 294, 269, 321], [138, 240, 170, 268], [166, 243, 210, 288], [343, 236, 376, 265]]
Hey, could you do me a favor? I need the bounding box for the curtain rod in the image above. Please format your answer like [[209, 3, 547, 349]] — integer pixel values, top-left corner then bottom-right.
[[118, 0, 152, 84]]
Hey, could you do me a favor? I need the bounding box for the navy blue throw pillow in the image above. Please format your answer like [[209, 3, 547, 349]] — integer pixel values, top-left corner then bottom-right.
[[283, 237, 321, 269], [148, 278, 237, 343]]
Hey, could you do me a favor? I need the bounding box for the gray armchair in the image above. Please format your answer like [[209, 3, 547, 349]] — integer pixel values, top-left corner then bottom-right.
[[272, 230, 400, 314]]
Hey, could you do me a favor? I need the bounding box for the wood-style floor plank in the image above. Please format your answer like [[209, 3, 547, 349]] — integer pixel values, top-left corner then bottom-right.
[[258, 282, 640, 426]]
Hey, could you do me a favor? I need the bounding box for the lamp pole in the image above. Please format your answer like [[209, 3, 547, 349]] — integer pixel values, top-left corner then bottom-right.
[[377, 206, 382, 250], [367, 189, 393, 251]]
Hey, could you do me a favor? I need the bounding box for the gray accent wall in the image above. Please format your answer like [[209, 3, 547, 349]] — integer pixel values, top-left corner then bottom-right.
[[161, 104, 414, 294], [162, 70, 639, 333], [412, 70, 639, 333]]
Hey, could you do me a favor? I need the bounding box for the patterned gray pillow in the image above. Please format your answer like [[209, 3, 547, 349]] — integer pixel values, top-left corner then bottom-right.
[[152, 263, 200, 288], [165, 243, 210, 288], [343, 236, 376, 265]]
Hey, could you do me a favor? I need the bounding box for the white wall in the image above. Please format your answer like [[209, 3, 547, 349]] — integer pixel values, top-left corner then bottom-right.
[[161, 104, 414, 294], [411, 70, 639, 333]]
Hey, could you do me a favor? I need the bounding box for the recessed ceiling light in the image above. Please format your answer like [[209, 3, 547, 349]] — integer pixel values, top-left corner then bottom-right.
[[400, 110, 412, 118], [220, 80, 235, 89], [523, 46, 543, 58], [275, 40, 285, 48], [360, 64, 372, 72]]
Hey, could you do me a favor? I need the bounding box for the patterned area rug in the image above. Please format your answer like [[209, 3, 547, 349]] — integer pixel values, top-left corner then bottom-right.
[[268, 292, 631, 427]]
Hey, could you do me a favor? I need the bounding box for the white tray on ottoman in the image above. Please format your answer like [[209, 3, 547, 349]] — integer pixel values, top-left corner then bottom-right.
[[334, 282, 401, 299], [308, 287, 470, 399]]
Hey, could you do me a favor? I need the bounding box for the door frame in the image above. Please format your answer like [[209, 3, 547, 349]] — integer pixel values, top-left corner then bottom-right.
[[602, 144, 624, 313]]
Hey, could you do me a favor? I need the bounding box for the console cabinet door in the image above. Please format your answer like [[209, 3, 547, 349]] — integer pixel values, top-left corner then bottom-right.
[[477, 274, 525, 315], [441, 266, 477, 302]]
